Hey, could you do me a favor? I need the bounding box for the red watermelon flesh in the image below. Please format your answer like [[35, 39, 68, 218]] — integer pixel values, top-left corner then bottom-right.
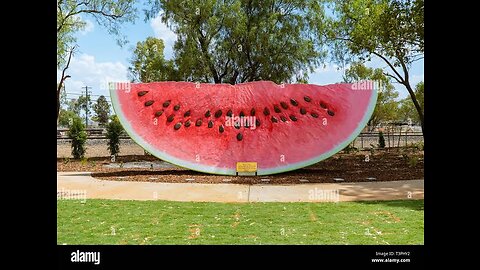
[[110, 81, 377, 175]]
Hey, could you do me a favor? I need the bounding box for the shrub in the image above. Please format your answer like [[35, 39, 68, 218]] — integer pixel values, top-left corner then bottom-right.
[[81, 157, 88, 166], [415, 141, 424, 151], [343, 143, 358, 154], [106, 115, 124, 157], [67, 117, 87, 159], [408, 156, 419, 167], [63, 157, 70, 164], [58, 110, 81, 128], [378, 131, 386, 148]]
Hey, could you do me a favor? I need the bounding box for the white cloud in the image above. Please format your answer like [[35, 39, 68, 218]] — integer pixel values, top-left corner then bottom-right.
[[57, 53, 128, 100], [150, 13, 177, 59]]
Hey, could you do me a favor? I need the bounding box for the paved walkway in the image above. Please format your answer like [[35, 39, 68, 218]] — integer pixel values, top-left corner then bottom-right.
[[57, 172, 424, 203]]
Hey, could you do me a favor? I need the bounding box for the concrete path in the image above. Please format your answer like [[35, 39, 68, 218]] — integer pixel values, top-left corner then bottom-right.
[[57, 172, 424, 203]]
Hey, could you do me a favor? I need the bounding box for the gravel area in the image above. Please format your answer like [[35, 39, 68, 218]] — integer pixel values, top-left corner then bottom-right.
[[57, 139, 145, 158]]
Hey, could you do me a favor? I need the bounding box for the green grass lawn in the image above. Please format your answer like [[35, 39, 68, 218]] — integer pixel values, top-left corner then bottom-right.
[[57, 199, 423, 245]]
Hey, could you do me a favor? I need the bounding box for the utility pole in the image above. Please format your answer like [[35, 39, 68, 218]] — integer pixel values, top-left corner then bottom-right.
[[83, 86, 92, 128]]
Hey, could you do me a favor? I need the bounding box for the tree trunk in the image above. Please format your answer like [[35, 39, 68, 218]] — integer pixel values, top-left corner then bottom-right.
[[56, 85, 61, 119], [229, 70, 239, 85], [404, 81, 424, 135], [198, 35, 219, 83], [57, 46, 75, 120]]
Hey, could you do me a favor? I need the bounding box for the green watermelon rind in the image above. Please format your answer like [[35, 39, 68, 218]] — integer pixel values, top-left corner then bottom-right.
[[110, 83, 377, 176]]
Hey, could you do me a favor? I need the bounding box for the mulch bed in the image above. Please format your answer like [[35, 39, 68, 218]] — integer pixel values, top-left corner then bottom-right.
[[57, 148, 424, 185]]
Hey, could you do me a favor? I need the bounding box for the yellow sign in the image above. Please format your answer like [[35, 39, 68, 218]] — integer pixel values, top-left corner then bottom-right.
[[236, 162, 258, 173]]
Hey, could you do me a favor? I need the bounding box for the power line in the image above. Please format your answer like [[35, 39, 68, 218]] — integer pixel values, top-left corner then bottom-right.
[[65, 92, 111, 98]]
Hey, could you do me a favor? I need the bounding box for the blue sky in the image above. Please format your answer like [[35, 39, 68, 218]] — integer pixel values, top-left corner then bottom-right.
[[58, 10, 424, 106]]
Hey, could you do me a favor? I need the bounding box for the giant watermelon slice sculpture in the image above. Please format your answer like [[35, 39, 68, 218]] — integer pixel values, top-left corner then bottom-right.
[[110, 81, 376, 175]]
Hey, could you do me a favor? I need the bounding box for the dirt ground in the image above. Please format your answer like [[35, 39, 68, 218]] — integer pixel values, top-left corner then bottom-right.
[[57, 139, 145, 158], [57, 146, 424, 184]]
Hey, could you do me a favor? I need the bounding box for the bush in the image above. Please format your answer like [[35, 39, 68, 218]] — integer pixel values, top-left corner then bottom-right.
[[415, 141, 424, 151], [343, 143, 358, 154], [67, 117, 87, 159], [106, 115, 124, 157], [58, 110, 81, 128], [378, 131, 386, 148], [408, 156, 419, 167]]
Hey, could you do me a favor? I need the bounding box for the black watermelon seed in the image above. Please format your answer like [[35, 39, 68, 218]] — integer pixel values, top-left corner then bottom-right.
[[327, 110, 335, 116], [174, 122, 182, 130], [208, 120, 214, 128], [289, 115, 297, 121], [184, 110, 191, 117], [145, 100, 154, 106], [167, 114, 175, 122], [184, 120, 191, 127], [174, 104, 180, 111], [300, 108, 307, 115], [290, 99, 298, 106], [239, 111, 245, 117], [155, 110, 164, 117], [250, 108, 256, 116], [280, 102, 289, 110], [195, 119, 202, 126], [219, 125, 225, 133], [263, 107, 270, 116], [274, 105, 281, 113], [311, 112, 319, 118], [234, 122, 240, 129], [227, 110, 233, 117], [215, 110, 222, 118], [304, 96, 312, 102], [162, 100, 171, 107], [255, 119, 260, 127], [205, 110, 211, 117], [137, 91, 148, 97], [271, 116, 278, 123], [320, 102, 327, 109], [280, 116, 287, 122], [236, 133, 243, 141]]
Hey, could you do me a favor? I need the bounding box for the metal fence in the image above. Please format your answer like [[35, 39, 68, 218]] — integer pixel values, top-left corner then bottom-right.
[[57, 129, 424, 149], [351, 132, 424, 149]]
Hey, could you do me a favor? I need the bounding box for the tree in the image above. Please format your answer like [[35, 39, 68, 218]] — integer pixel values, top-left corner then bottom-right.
[[59, 83, 68, 109], [144, 0, 327, 84], [106, 115, 124, 157], [325, 0, 424, 134], [57, 0, 137, 119], [57, 46, 75, 120], [77, 95, 92, 121], [67, 98, 81, 115], [398, 81, 423, 124], [92, 95, 110, 127], [343, 62, 399, 130], [58, 109, 82, 127], [66, 95, 91, 123], [129, 37, 179, 82], [67, 117, 87, 159], [378, 131, 386, 148]]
